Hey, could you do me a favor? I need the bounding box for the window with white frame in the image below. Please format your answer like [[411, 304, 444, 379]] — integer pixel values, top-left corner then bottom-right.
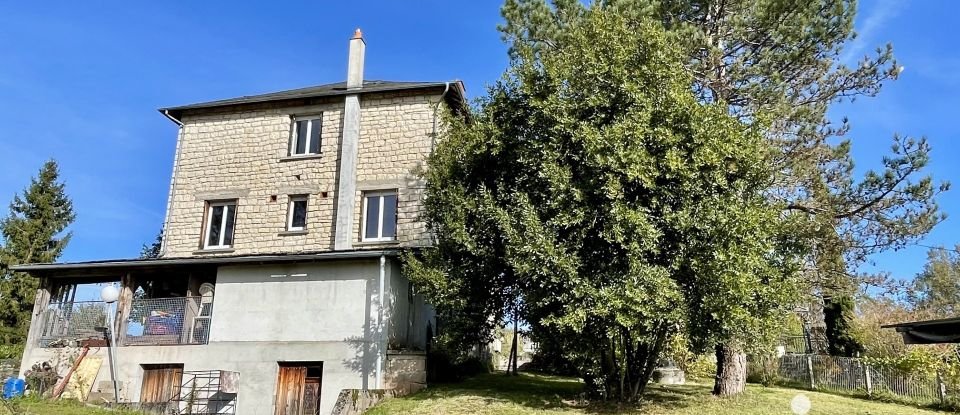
[[290, 115, 322, 156], [362, 191, 398, 242], [203, 201, 237, 249], [287, 195, 308, 231]]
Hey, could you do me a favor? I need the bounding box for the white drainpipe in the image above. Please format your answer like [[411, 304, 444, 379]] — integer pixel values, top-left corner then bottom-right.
[[159, 110, 184, 256], [376, 254, 386, 389]]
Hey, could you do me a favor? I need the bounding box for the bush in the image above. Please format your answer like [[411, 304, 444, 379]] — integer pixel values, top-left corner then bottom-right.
[[24, 362, 59, 396], [0, 344, 23, 360], [427, 347, 491, 383], [525, 348, 579, 377]]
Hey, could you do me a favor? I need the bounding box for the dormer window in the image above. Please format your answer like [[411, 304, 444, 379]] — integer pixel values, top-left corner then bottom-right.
[[290, 115, 322, 156]]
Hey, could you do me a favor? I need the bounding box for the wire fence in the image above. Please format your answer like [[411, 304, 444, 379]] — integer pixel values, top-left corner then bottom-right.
[[39, 297, 214, 347], [124, 297, 212, 346], [38, 301, 109, 347], [749, 354, 952, 407]]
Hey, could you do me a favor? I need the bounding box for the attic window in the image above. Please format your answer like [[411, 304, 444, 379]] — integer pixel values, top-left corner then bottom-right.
[[290, 115, 322, 156]]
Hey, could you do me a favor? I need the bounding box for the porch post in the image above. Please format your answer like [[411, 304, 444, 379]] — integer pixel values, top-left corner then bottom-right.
[[19, 277, 53, 375], [115, 273, 135, 346]]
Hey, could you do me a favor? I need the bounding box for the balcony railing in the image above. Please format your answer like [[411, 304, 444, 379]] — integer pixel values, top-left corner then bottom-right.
[[37, 297, 213, 347], [124, 297, 212, 346], [38, 301, 109, 347]]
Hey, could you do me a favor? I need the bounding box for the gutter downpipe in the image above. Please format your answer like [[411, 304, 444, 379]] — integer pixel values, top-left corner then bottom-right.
[[430, 81, 453, 154], [427, 82, 454, 246], [160, 110, 184, 256], [376, 254, 386, 389]]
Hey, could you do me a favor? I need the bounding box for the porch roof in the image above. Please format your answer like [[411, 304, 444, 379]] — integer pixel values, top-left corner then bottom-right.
[[11, 249, 401, 278], [882, 316, 960, 344]]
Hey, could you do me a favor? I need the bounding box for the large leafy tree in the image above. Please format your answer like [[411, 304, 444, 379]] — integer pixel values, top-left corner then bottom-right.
[[410, 10, 798, 400], [0, 160, 75, 345], [500, 0, 946, 394], [911, 247, 960, 316]]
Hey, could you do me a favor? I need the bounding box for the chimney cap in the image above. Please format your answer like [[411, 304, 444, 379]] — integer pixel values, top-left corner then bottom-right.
[[352, 28, 363, 40]]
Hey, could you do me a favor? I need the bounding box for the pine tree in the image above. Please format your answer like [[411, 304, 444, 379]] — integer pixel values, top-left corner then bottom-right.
[[140, 230, 163, 259], [0, 160, 75, 345]]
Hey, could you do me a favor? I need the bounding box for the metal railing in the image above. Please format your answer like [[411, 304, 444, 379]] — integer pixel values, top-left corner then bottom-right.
[[38, 301, 109, 347], [749, 354, 951, 406], [779, 334, 829, 355], [124, 297, 213, 346]]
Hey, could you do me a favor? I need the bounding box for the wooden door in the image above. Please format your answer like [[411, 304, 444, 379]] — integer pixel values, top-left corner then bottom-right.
[[140, 364, 183, 403], [274, 366, 306, 415], [302, 379, 320, 415]]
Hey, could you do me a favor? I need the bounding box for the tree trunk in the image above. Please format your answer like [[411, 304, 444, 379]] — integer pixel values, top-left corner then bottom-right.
[[713, 342, 747, 396], [511, 318, 520, 375]]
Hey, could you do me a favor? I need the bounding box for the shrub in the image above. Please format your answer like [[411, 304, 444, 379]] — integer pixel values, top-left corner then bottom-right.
[[24, 362, 59, 396], [427, 347, 491, 383]]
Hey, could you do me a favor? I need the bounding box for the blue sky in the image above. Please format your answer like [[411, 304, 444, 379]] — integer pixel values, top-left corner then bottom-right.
[[0, 1, 955, 284]]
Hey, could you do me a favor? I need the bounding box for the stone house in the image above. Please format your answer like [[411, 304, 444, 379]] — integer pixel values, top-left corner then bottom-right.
[[14, 29, 464, 415]]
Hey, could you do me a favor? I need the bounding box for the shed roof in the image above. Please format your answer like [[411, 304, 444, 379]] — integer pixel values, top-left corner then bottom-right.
[[882, 316, 960, 344]]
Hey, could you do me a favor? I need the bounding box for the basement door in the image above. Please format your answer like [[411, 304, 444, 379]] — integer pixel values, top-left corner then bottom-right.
[[140, 364, 184, 404], [274, 363, 323, 415]]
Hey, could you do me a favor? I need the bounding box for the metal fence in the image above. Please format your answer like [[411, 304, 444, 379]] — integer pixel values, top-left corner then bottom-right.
[[780, 335, 828, 355], [124, 297, 212, 346], [38, 301, 109, 346], [38, 297, 213, 347], [749, 354, 950, 406]]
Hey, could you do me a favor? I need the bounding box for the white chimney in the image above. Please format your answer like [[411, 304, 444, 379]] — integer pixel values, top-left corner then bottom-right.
[[347, 28, 365, 89], [335, 29, 365, 250]]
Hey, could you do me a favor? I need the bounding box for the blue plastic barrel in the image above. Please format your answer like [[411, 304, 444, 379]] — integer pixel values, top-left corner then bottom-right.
[[2, 378, 24, 399]]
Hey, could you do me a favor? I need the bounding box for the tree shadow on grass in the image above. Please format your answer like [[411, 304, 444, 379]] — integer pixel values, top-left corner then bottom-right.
[[403, 371, 710, 414]]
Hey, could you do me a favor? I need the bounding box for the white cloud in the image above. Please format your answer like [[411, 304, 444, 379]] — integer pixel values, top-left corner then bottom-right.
[[841, 0, 905, 64]]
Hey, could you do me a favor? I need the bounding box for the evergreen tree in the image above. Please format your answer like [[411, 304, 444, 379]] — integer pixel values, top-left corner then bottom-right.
[[823, 295, 864, 357], [0, 160, 75, 344], [140, 230, 163, 259]]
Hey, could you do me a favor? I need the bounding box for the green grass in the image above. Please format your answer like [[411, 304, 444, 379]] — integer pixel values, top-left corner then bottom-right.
[[0, 398, 142, 415], [366, 372, 948, 414]]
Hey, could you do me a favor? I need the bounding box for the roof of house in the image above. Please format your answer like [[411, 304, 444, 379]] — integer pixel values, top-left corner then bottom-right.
[[882, 316, 960, 344], [11, 249, 402, 278], [159, 79, 465, 122]]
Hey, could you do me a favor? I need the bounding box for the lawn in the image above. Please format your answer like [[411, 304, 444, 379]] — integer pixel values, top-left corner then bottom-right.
[[366, 372, 946, 415], [0, 399, 141, 415]]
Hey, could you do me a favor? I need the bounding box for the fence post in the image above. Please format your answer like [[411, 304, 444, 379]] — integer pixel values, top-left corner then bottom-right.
[[863, 361, 872, 397], [807, 355, 815, 389], [937, 370, 947, 407]]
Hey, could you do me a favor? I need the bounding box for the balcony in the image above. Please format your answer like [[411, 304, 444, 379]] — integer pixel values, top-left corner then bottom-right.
[[38, 297, 213, 347], [124, 297, 212, 346], [38, 301, 109, 347]]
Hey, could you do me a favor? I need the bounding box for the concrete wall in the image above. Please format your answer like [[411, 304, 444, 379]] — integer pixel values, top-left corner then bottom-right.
[[20, 258, 432, 415], [210, 261, 381, 343], [23, 342, 367, 415], [162, 90, 442, 258]]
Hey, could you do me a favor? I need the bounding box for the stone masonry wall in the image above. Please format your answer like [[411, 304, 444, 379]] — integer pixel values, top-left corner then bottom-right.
[[162, 89, 442, 258]]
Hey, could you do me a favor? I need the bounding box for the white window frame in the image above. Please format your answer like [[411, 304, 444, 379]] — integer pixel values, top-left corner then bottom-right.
[[289, 115, 322, 156], [361, 190, 398, 242], [286, 195, 308, 231], [203, 201, 236, 249]]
